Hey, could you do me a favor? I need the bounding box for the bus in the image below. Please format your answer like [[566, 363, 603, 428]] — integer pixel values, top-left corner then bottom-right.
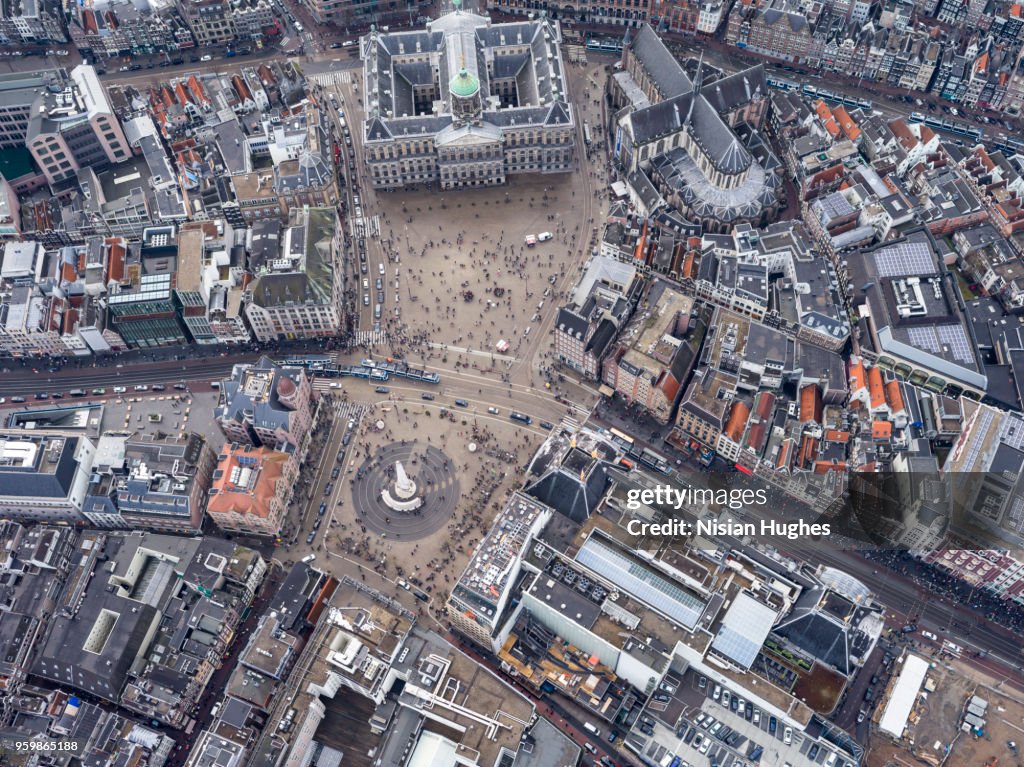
[[509, 411, 533, 425], [841, 94, 872, 110], [608, 427, 635, 449], [766, 75, 799, 92], [585, 38, 623, 53], [640, 448, 672, 475], [994, 134, 1024, 154]]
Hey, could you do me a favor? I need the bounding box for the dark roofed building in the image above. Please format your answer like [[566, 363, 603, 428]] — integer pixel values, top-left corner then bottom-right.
[[612, 25, 780, 231]]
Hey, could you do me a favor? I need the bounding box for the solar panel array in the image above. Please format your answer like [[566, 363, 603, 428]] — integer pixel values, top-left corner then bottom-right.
[[575, 537, 705, 630], [871, 241, 934, 278], [906, 325, 974, 364], [937, 326, 973, 364], [709, 592, 778, 668]]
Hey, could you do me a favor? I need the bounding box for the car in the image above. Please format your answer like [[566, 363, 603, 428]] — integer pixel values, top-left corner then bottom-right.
[[807, 745, 819, 761], [699, 739, 712, 755], [331, 467, 340, 479], [713, 685, 721, 702], [313, 517, 322, 530], [376, 291, 384, 303], [200, 54, 212, 61], [378, 263, 386, 275], [537, 231, 553, 241], [363, 278, 369, 289], [323, 482, 333, 496], [360, 262, 367, 274], [729, 696, 738, 712], [371, 387, 389, 396], [319, 503, 327, 515], [856, 711, 866, 724], [607, 731, 618, 744], [454, 399, 469, 407], [692, 734, 704, 750], [540, 420, 555, 429], [652, 692, 670, 702], [721, 690, 730, 707], [34, 392, 48, 400], [51, 393, 63, 399], [870, 675, 879, 685], [748, 745, 763, 761], [173, 383, 187, 390], [710, 722, 723, 736], [375, 277, 383, 290], [864, 688, 875, 702], [768, 716, 777, 735], [92, 387, 107, 395], [702, 716, 716, 730], [151, 384, 166, 391], [130, 64, 142, 71], [683, 727, 696, 744], [10, 396, 24, 403], [306, 531, 316, 544], [783, 727, 792, 745], [113, 386, 127, 393], [363, 294, 370, 305], [824, 750, 837, 767], [752, 710, 761, 726], [420, 392, 436, 401], [698, 676, 707, 689], [487, 406, 500, 414], [921, 630, 938, 641], [134, 385, 148, 392], [695, 713, 707, 727], [329, 42, 342, 49]]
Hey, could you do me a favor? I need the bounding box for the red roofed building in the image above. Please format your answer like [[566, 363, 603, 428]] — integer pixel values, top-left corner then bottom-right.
[[206, 443, 297, 537], [867, 366, 887, 413], [717, 399, 750, 461]]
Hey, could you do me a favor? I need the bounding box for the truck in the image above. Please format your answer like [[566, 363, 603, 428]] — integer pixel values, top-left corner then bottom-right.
[[524, 234, 537, 247]]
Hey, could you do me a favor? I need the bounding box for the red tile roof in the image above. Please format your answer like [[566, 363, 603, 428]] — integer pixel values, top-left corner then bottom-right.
[[868, 366, 886, 409]]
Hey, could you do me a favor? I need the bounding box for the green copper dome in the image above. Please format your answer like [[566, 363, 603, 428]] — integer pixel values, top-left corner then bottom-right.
[[450, 67, 480, 99]]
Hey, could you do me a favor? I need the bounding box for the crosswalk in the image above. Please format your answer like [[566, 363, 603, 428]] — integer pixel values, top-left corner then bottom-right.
[[353, 329, 389, 346], [559, 416, 582, 433], [308, 70, 352, 87], [367, 214, 381, 238]]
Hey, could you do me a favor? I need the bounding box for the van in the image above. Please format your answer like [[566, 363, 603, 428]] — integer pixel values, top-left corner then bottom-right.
[[537, 231, 553, 241], [584, 743, 597, 754], [583, 722, 601, 737], [374, 304, 381, 319]]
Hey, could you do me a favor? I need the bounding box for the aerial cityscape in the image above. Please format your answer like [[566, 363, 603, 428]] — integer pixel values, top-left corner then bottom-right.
[[0, 0, 1022, 765]]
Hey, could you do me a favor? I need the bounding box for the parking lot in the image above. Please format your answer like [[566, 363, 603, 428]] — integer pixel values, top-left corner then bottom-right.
[[630, 669, 858, 767]]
